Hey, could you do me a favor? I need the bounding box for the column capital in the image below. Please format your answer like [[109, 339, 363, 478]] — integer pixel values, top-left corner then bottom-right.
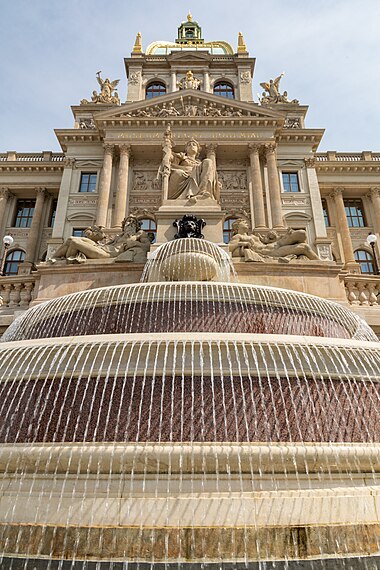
[[205, 143, 217, 157], [103, 143, 115, 156], [0, 187, 10, 199], [248, 142, 262, 154], [63, 157, 76, 169], [264, 142, 277, 155], [368, 186, 380, 199], [35, 187, 48, 198], [330, 187, 344, 199], [119, 144, 132, 157], [304, 156, 316, 168]]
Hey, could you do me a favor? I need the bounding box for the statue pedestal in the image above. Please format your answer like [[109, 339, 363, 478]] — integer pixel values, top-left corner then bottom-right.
[[155, 200, 224, 244]]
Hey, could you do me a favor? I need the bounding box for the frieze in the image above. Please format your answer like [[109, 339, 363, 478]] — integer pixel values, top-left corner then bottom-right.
[[119, 100, 248, 119], [281, 196, 310, 206], [220, 195, 250, 209], [68, 196, 98, 206], [130, 194, 161, 208], [132, 171, 161, 192], [118, 131, 257, 141], [218, 171, 247, 191], [5, 228, 30, 239]]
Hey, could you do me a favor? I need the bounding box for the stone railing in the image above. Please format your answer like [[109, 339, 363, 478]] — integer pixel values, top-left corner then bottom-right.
[[344, 275, 380, 306], [316, 151, 380, 162], [0, 151, 64, 162], [0, 276, 36, 309]]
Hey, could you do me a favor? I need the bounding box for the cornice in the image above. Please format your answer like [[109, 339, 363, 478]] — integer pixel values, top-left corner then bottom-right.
[[277, 129, 325, 152], [0, 162, 64, 173]]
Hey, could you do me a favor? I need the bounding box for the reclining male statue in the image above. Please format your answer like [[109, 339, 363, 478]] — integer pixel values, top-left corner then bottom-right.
[[229, 218, 320, 262], [48, 215, 151, 264]]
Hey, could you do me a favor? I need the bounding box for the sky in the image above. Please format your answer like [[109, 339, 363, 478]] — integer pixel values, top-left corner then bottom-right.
[[0, 0, 379, 153]]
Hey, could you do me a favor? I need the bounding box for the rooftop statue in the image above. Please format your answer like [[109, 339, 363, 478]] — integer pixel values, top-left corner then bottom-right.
[[259, 72, 299, 105], [229, 219, 320, 262], [177, 70, 202, 90], [80, 71, 120, 105], [159, 128, 219, 203], [48, 216, 151, 264]]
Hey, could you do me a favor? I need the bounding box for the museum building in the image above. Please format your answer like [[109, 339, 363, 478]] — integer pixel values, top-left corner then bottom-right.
[[0, 14, 380, 334]]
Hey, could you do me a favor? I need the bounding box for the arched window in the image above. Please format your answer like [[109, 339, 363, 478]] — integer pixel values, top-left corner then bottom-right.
[[213, 81, 234, 99], [354, 249, 375, 274], [3, 249, 25, 276], [140, 218, 157, 243], [223, 217, 238, 244], [146, 81, 166, 99]]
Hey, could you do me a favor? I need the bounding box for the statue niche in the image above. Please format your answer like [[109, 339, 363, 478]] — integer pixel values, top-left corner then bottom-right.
[[158, 126, 219, 204]]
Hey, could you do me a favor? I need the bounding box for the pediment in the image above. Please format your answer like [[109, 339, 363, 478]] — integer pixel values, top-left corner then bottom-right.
[[94, 90, 286, 125], [167, 51, 212, 62]]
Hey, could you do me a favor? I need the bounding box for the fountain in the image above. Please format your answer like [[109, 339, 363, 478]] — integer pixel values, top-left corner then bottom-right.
[[1, 237, 380, 569]]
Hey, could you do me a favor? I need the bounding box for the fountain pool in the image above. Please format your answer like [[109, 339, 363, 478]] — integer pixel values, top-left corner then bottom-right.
[[0, 238, 380, 568]]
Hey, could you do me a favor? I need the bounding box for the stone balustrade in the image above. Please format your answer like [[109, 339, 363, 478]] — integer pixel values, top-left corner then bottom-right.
[[0, 151, 64, 162], [0, 276, 36, 309], [316, 152, 380, 162], [344, 276, 380, 306]]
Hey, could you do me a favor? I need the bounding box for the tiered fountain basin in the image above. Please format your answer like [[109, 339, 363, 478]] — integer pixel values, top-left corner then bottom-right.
[[1, 331, 380, 564], [1, 239, 380, 567], [2, 282, 375, 341]]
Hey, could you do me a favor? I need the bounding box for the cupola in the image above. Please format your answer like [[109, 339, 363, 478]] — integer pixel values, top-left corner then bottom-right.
[[176, 12, 204, 45]]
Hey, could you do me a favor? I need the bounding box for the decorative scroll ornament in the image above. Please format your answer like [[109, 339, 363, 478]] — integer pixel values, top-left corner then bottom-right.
[[173, 214, 206, 239], [81, 71, 120, 105], [259, 72, 299, 105]]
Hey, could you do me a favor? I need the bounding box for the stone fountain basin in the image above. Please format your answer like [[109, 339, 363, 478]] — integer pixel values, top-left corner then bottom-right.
[[2, 282, 376, 341], [0, 333, 379, 445]]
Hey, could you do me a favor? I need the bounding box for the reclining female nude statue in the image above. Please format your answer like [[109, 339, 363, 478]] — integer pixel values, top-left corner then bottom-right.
[[229, 218, 320, 262], [48, 216, 151, 264]]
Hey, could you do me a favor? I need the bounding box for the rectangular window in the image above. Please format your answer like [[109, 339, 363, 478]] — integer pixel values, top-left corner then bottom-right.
[[282, 172, 300, 193], [344, 199, 366, 227], [48, 199, 58, 228], [79, 172, 97, 193], [322, 199, 330, 227], [13, 199, 36, 228], [72, 228, 86, 237]]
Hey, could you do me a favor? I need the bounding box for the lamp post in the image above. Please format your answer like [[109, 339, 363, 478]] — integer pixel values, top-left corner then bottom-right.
[[0, 235, 14, 276], [366, 233, 380, 275]]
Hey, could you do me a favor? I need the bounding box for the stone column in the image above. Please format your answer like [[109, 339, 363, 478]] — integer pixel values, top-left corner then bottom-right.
[[330, 187, 358, 271], [0, 188, 11, 230], [264, 143, 284, 229], [248, 144, 266, 229], [305, 157, 333, 261], [25, 187, 47, 264], [203, 70, 210, 93], [96, 144, 114, 228], [368, 187, 380, 233], [112, 145, 131, 228], [170, 70, 177, 92]]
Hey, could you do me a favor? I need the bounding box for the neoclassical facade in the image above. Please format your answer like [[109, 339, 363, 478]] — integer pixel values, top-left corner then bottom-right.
[[1, 15, 380, 334]]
